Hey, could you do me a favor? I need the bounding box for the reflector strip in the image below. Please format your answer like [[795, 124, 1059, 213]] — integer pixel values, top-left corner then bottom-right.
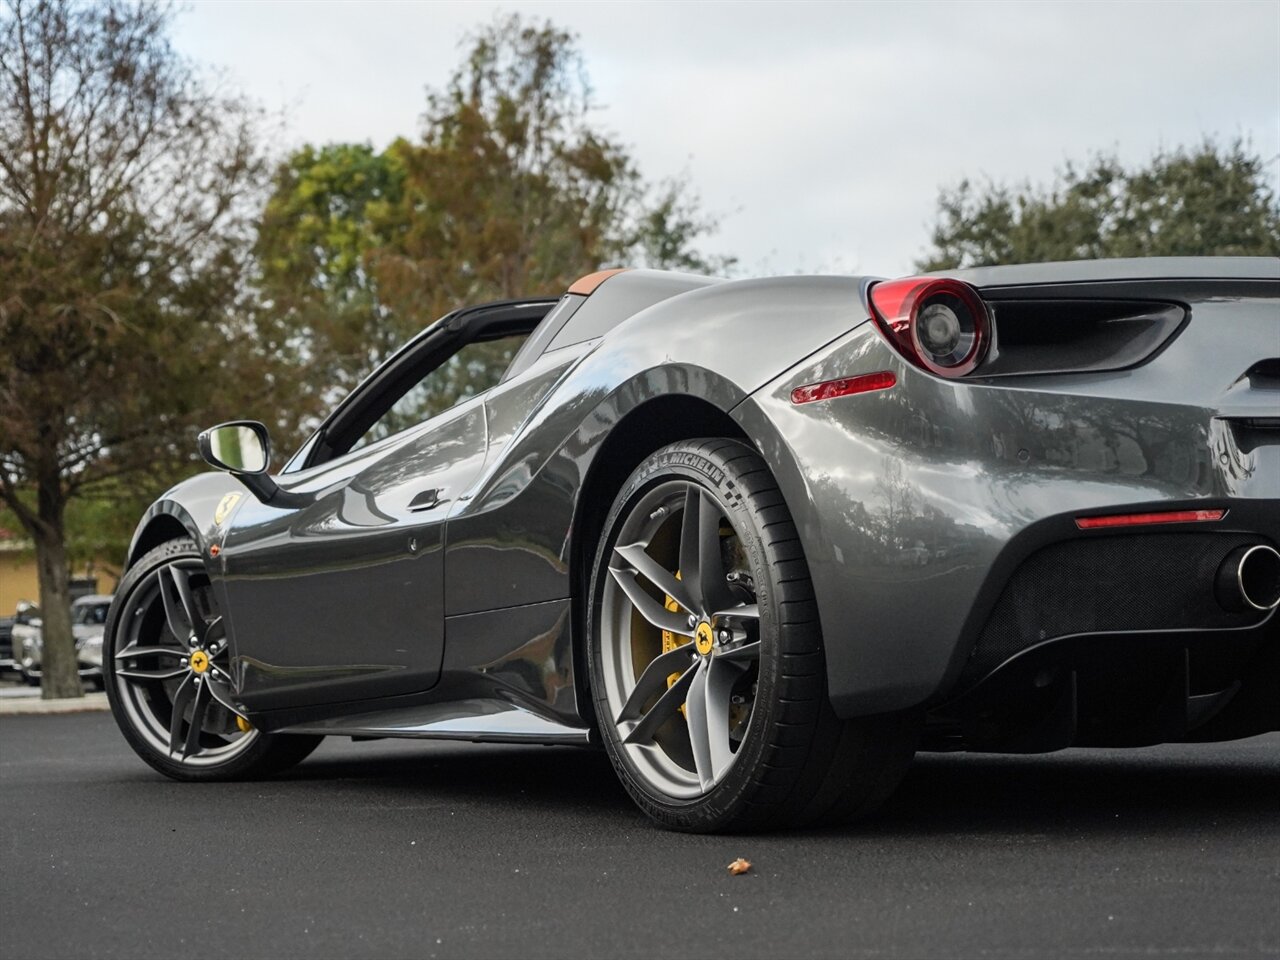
[[1074, 509, 1226, 530], [791, 371, 897, 404]]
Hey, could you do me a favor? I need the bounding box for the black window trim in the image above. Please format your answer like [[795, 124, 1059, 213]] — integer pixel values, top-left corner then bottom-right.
[[294, 298, 557, 470]]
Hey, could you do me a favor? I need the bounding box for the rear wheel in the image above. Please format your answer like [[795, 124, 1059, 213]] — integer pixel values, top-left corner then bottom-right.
[[588, 439, 920, 832], [104, 537, 322, 781]]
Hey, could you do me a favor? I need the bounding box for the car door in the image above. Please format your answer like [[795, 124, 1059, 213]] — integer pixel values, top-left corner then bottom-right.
[[218, 394, 490, 712], [213, 303, 550, 713]]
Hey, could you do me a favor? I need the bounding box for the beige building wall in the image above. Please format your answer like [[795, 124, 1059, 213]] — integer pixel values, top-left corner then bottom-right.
[[0, 552, 116, 614], [0, 553, 40, 613]]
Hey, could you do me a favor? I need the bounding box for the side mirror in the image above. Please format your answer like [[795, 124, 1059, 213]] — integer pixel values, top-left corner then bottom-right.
[[198, 421, 271, 474], [197, 420, 297, 506]]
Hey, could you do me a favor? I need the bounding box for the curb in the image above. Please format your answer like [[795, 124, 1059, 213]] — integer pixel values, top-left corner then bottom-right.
[[0, 693, 110, 716]]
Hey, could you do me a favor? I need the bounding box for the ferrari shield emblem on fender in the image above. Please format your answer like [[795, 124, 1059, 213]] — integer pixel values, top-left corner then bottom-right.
[[214, 492, 242, 526]]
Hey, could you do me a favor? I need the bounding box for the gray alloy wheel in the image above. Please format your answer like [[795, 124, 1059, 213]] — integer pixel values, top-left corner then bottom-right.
[[589, 439, 921, 833], [104, 538, 322, 781], [598, 478, 761, 799]]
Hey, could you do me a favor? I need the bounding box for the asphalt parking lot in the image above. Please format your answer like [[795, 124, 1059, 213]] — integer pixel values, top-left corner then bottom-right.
[[1, 710, 1277, 959]]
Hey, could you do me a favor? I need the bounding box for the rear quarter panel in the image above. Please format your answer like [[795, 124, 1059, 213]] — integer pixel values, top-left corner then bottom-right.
[[738, 276, 1280, 716], [443, 275, 870, 615]]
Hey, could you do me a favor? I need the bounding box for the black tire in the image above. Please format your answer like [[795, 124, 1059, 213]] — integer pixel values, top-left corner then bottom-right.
[[587, 438, 920, 832], [104, 537, 322, 782]]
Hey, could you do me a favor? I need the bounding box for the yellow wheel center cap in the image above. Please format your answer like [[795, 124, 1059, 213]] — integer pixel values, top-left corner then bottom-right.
[[189, 650, 209, 674], [694, 621, 715, 656]]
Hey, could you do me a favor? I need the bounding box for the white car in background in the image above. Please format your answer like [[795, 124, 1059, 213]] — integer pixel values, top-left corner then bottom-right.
[[15, 595, 112, 690]]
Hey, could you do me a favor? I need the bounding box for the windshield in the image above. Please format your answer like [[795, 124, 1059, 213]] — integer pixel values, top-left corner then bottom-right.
[[73, 602, 110, 626]]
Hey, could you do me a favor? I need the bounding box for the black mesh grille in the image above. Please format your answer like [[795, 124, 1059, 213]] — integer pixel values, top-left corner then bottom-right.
[[961, 533, 1271, 685]]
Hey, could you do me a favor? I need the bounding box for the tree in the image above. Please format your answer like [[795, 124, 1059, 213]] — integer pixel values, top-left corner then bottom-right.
[[255, 142, 406, 402], [0, 0, 270, 698], [258, 15, 731, 395], [918, 139, 1280, 270]]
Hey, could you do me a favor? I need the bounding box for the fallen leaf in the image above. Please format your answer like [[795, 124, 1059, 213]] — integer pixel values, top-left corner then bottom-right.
[[727, 858, 751, 875]]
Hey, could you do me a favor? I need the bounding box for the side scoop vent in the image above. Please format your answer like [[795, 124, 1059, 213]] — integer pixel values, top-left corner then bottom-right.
[[1245, 358, 1280, 387]]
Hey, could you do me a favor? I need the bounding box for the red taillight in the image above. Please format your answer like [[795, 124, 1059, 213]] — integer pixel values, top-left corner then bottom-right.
[[867, 276, 990, 378], [1074, 509, 1226, 530], [791, 371, 897, 404]]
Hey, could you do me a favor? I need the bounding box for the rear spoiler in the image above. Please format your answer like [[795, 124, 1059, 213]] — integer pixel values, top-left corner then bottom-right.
[[934, 256, 1280, 290]]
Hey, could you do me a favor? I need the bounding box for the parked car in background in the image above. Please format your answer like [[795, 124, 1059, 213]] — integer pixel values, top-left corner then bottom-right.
[[9, 601, 40, 681], [0, 613, 15, 675], [14, 596, 112, 690]]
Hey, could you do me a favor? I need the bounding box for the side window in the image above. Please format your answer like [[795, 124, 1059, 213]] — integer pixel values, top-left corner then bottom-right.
[[354, 334, 529, 450]]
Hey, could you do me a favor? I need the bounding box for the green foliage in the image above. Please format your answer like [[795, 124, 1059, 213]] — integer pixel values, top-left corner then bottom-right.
[[256, 143, 407, 392], [260, 143, 405, 294], [257, 14, 731, 395], [918, 139, 1280, 270]]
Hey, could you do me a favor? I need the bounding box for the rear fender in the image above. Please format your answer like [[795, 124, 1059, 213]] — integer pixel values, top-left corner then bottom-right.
[[445, 274, 873, 615]]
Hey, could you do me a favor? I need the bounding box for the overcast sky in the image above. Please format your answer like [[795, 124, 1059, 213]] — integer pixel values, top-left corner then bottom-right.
[[172, 0, 1280, 278]]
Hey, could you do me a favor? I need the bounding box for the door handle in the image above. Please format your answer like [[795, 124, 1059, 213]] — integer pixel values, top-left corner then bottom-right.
[[408, 488, 447, 512]]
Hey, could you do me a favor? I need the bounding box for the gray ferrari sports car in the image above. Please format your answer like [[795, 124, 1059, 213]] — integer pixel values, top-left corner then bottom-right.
[[105, 257, 1280, 832]]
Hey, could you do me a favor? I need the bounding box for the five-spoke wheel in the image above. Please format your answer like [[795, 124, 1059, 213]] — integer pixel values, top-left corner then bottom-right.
[[590, 439, 920, 832], [601, 480, 761, 796], [105, 537, 321, 780]]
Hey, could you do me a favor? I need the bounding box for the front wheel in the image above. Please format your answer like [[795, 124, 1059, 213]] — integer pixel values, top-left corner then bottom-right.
[[588, 439, 919, 832], [104, 537, 322, 781]]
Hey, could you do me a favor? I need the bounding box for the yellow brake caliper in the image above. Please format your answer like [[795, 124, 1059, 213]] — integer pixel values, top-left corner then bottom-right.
[[661, 571, 690, 718]]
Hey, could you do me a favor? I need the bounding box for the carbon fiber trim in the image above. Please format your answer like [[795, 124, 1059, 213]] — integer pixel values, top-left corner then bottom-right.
[[960, 533, 1273, 686]]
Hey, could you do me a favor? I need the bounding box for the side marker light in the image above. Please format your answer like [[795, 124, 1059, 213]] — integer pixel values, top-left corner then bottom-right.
[[1075, 509, 1226, 530], [791, 371, 897, 405]]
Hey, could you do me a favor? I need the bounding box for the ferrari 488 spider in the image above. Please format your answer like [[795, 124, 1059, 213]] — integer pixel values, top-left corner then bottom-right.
[[105, 258, 1280, 831]]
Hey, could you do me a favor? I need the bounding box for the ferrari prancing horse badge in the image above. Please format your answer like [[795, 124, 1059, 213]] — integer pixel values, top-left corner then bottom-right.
[[214, 492, 242, 526]]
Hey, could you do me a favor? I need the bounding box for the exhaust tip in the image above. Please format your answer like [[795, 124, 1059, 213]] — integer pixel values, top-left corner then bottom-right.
[[1217, 544, 1280, 612]]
